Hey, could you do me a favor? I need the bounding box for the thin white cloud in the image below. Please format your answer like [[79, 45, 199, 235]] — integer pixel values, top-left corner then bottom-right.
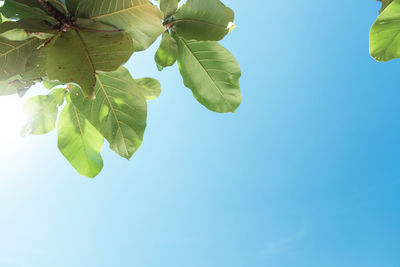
[[262, 223, 307, 257]]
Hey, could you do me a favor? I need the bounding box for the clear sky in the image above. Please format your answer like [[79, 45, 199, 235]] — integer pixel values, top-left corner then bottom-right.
[[0, 1, 399, 266]]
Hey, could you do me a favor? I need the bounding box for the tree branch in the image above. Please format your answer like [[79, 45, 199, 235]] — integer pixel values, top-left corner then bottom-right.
[[37, 0, 70, 25]]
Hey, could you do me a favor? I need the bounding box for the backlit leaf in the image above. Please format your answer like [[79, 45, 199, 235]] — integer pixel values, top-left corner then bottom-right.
[[136, 77, 161, 100], [70, 67, 147, 159], [155, 31, 177, 69], [370, 0, 400, 61], [378, 0, 394, 13], [58, 95, 104, 178], [22, 88, 66, 135], [175, 36, 241, 113]]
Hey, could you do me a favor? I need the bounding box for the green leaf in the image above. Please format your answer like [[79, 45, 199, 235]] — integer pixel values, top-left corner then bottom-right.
[[370, 0, 400, 61], [0, 0, 57, 24], [0, 75, 24, 96], [47, 0, 69, 14], [58, 95, 104, 178], [21, 47, 47, 81], [155, 31, 177, 68], [173, 0, 234, 41], [0, 19, 55, 41], [0, 37, 44, 81], [136, 77, 161, 100], [6, 47, 49, 96], [46, 20, 134, 99], [66, 0, 164, 51], [22, 88, 66, 135], [69, 67, 147, 159], [175, 36, 241, 113], [378, 0, 395, 13], [43, 79, 64, 90], [0, 76, 18, 96], [160, 0, 179, 18], [13, 0, 44, 9]]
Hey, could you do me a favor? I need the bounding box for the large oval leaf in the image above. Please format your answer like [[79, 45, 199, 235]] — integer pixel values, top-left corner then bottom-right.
[[46, 20, 134, 99], [66, 0, 164, 51], [175, 36, 241, 113], [58, 95, 104, 178], [69, 67, 147, 159], [370, 0, 400, 61], [173, 0, 234, 41]]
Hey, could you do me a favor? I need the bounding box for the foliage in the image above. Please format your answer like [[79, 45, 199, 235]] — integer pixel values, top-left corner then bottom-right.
[[0, 0, 241, 178], [370, 0, 400, 61]]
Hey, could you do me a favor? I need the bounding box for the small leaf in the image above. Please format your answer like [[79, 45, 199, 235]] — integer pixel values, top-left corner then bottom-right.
[[0, 37, 44, 81], [46, 20, 134, 99], [160, 0, 179, 18], [173, 0, 234, 41], [43, 79, 63, 90], [22, 88, 66, 135], [67, 0, 164, 51], [370, 0, 400, 61], [175, 36, 241, 113], [155, 31, 177, 68], [58, 95, 104, 178], [136, 77, 161, 100], [70, 67, 147, 159]]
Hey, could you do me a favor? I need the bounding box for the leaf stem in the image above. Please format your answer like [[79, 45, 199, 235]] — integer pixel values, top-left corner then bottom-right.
[[75, 27, 123, 33]]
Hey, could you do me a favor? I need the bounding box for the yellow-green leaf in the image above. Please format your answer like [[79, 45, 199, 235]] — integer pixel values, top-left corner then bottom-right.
[[58, 95, 104, 178], [22, 88, 66, 135], [136, 77, 161, 100], [155, 31, 177, 69]]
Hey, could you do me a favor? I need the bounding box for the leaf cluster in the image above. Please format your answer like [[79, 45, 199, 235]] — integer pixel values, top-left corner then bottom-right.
[[0, 0, 241, 177]]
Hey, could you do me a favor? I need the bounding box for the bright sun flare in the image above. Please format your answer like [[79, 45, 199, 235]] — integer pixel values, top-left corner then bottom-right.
[[0, 96, 25, 143]]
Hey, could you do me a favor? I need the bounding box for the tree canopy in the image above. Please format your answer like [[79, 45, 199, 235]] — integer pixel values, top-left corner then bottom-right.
[[0, 0, 241, 178]]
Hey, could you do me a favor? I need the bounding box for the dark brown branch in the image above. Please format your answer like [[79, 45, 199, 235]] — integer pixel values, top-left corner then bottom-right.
[[163, 22, 175, 29], [37, 0, 70, 25]]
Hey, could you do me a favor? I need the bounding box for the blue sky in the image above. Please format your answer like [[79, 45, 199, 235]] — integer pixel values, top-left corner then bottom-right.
[[0, 0, 399, 266]]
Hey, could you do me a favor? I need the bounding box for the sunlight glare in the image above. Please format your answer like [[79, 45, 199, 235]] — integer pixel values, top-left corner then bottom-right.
[[0, 95, 25, 143]]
